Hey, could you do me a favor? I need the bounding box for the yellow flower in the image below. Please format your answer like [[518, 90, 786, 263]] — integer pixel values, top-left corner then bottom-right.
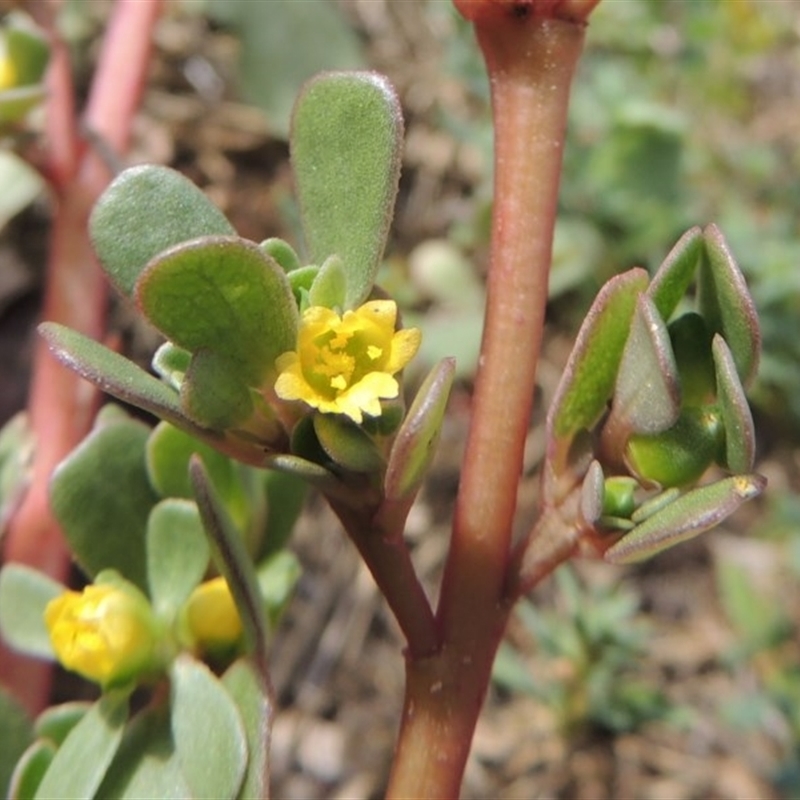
[[45, 581, 158, 688], [182, 577, 243, 653], [274, 300, 421, 424]]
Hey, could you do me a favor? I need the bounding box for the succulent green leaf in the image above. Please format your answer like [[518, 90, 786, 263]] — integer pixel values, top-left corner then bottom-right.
[[135, 236, 298, 388], [313, 413, 384, 473], [0, 413, 33, 530], [151, 342, 191, 392], [170, 656, 247, 800], [265, 453, 340, 492], [604, 474, 766, 564], [34, 703, 92, 748], [8, 740, 55, 800], [0, 687, 34, 798], [646, 226, 703, 320], [189, 458, 270, 656], [291, 71, 403, 308], [146, 422, 251, 532], [90, 165, 235, 297], [626, 406, 723, 488], [50, 414, 158, 591], [309, 254, 347, 309], [712, 335, 756, 473], [699, 224, 761, 386], [613, 294, 680, 435], [0, 564, 63, 658], [549, 268, 649, 441], [261, 470, 307, 557], [287, 265, 319, 307], [4, 14, 50, 85], [146, 500, 209, 618], [668, 313, 716, 407], [601, 475, 639, 520], [34, 692, 129, 800], [257, 550, 302, 627], [259, 237, 301, 272], [97, 704, 189, 800], [181, 349, 254, 429], [0, 84, 45, 125], [38, 323, 212, 441], [580, 460, 605, 525], [384, 358, 455, 502], [221, 659, 272, 800], [630, 487, 681, 524]]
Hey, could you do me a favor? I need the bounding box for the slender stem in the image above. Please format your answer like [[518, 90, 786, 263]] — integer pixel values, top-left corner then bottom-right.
[[330, 497, 439, 659], [386, 12, 586, 798], [0, 0, 163, 715]]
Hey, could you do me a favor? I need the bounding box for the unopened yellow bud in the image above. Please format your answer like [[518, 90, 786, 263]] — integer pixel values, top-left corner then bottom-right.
[[182, 577, 243, 653], [44, 578, 158, 688]]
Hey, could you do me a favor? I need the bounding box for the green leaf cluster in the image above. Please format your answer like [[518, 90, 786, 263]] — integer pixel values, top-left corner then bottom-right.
[[544, 226, 765, 563]]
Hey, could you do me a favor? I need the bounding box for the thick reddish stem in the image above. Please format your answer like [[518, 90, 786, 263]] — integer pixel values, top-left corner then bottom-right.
[[386, 10, 586, 797], [0, 0, 163, 715]]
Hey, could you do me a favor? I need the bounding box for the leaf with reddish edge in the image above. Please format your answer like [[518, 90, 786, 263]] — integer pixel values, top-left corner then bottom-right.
[[604, 473, 766, 564], [384, 358, 455, 503], [713, 335, 756, 473], [49, 413, 157, 591], [646, 226, 703, 321], [611, 293, 680, 436], [90, 165, 235, 298], [39, 323, 208, 439], [313, 413, 384, 474], [699, 224, 761, 386], [135, 236, 298, 390], [549, 269, 648, 442], [291, 71, 403, 309]]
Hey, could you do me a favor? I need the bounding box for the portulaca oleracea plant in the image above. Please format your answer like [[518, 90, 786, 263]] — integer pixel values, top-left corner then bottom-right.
[[0, 1, 766, 797]]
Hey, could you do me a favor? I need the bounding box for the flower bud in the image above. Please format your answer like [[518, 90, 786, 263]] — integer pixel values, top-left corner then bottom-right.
[[44, 575, 159, 688], [181, 577, 243, 655]]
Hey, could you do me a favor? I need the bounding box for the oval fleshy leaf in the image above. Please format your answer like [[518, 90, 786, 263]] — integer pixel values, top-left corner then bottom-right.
[[50, 413, 158, 591], [612, 293, 680, 435], [151, 342, 191, 392], [90, 165, 236, 297], [579, 460, 605, 525], [646, 226, 703, 320], [712, 335, 756, 473], [384, 358, 455, 502], [313, 413, 384, 473], [625, 406, 723, 488], [136, 236, 298, 388], [259, 237, 301, 272], [34, 693, 129, 800], [668, 313, 716, 407], [309, 254, 347, 309], [38, 323, 204, 435], [221, 659, 273, 800], [266, 453, 340, 492], [181, 349, 254, 430], [549, 268, 649, 442], [291, 71, 403, 308], [699, 224, 761, 386], [170, 656, 247, 800], [97, 705, 189, 800], [34, 702, 93, 747], [0, 564, 62, 658], [146, 422, 252, 533], [604, 474, 766, 564], [0, 685, 33, 796], [146, 499, 209, 618], [9, 740, 55, 800]]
